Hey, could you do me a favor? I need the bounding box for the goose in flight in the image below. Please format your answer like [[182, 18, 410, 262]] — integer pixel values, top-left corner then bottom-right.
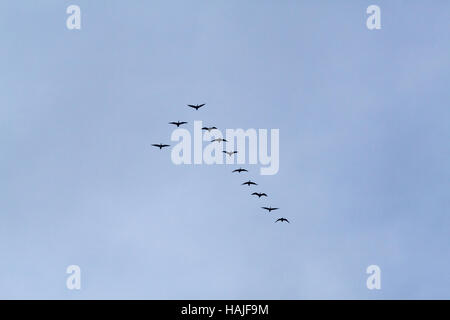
[[152, 143, 170, 149], [211, 138, 227, 143], [261, 206, 279, 213], [223, 150, 238, 157], [232, 168, 248, 173], [188, 103, 205, 110], [252, 192, 268, 198], [242, 180, 257, 186], [202, 126, 217, 132], [275, 218, 290, 223], [169, 121, 188, 127]]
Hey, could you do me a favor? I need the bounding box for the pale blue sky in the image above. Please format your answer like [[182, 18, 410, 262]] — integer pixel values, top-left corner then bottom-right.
[[0, 1, 449, 299]]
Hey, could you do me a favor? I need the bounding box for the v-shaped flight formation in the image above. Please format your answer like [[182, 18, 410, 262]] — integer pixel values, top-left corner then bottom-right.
[[151, 102, 290, 224]]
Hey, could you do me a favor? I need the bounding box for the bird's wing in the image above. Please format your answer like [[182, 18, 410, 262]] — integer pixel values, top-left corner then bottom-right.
[[272, 208, 279, 210], [202, 127, 208, 130], [285, 219, 290, 223], [151, 144, 161, 147], [188, 104, 195, 107], [222, 151, 227, 153], [232, 169, 238, 172], [252, 192, 258, 195], [198, 104, 205, 107], [262, 207, 270, 210], [161, 144, 170, 147], [261, 193, 268, 197], [180, 122, 187, 125], [275, 219, 281, 223]]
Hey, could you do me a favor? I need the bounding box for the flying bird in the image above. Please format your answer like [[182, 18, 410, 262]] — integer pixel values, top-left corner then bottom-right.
[[223, 150, 238, 157], [242, 180, 257, 186], [232, 168, 248, 173], [261, 206, 279, 213], [152, 143, 170, 149], [252, 192, 268, 198], [188, 103, 205, 110], [202, 126, 217, 132], [211, 138, 227, 143], [275, 218, 290, 223], [169, 121, 188, 127]]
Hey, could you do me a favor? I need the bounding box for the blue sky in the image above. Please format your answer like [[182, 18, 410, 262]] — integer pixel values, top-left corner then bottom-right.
[[0, 1, 449, 299]]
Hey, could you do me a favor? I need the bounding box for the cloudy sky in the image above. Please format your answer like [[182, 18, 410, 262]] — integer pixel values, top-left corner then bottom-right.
[[0, 1, 449, 299]]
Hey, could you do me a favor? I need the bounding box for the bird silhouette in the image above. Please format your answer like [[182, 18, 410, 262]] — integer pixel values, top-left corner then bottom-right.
[[202, 126, 217, 132], [232, 168, 248, 173], [169, 121, 188, 127], [188, 103, 205, 110], [211, 138, 227, 143], [242, 180, 257, 186], [252, 192, 268, 198], [152, 143, 170, 149], [223, 150, 238, 157], [261, 206, 279, 213], [275, 218, 289, 223]]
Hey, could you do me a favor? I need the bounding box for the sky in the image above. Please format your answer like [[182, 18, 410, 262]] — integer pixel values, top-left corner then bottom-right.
[[0, 1, 449, 299]]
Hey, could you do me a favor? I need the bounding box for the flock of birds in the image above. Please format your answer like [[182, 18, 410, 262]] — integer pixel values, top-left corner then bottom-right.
[[152, 103, 290, 224]]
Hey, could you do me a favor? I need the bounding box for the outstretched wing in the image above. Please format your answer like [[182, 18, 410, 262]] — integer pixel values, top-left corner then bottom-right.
[[161, 144, 170, 148], [179, 122, 188, 125], [262, 207, 270, 211], [151, 144, 161, 147], [198, 104, 205, 107], [261, 193, 268, 197], [252, 192, 259, 196], [271, 208, 279, 211]]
